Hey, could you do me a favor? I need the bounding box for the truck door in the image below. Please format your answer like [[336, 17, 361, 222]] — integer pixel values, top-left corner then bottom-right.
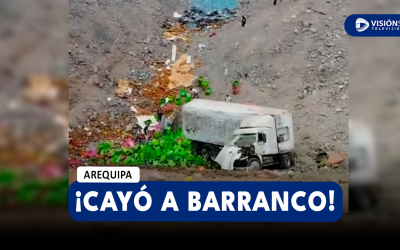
[[256, 133, 267, 154]]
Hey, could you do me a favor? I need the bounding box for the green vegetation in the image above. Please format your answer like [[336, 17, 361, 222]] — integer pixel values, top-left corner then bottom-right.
[[96, 128, 210, 167], [0, 169, 68, 206]]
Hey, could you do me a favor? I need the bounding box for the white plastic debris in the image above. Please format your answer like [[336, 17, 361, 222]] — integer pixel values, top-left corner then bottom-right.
[[198, 44, 206, 49], [186, 55, 191, 64], [173, 12, 182, 18], [107, 97, 112, 101], [224, 68, 228, 75], [130, 106, 138, 113], [137, 116, 159, 130], [171, 45, 177, 61], [165, 59, 171, 65]]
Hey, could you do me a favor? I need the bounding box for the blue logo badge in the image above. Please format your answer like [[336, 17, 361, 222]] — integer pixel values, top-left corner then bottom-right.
[[345, 14, 400, 36]]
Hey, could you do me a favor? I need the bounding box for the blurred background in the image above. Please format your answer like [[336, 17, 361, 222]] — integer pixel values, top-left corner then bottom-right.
[[1, 0, 400, 231]]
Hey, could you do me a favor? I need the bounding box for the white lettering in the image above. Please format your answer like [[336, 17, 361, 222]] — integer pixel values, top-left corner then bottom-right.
[[83, 191, 98, 211], [100, 191, 118, 211], [134, 185, 152, 211], [188, 192, 201, 211], [161, 191, 179, 211], [291, 191, 306, 211], [221, 192, 235, 211], [117, 191, 132, 211], [203, 192, 220, 211], [252, 192, 270, 211], [272, 191, 289, 211], [308, 191, 326, 212], [238, 192, 251, 211]]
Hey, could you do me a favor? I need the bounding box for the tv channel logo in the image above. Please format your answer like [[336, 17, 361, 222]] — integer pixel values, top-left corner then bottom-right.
[[345, 14, 400, 37], [355, 18, 369, 32]]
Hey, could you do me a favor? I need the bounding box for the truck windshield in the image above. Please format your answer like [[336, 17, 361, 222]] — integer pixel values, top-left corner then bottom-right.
[[234, 134, 256, 146]]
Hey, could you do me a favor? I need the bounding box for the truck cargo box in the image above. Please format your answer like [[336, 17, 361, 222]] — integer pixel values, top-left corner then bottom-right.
[[181, 99, 293, 148]]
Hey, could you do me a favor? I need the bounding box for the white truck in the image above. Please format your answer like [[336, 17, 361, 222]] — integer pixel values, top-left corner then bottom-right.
[[172, 99, 297, 170], [349, 119, 379, 211]]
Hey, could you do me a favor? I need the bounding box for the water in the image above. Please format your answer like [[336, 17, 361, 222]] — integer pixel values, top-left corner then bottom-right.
[[190, 0, 239, 13]]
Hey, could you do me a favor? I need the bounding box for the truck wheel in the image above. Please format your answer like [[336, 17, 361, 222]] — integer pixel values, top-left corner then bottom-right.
[[290, 152, 298, 167], [280, 154, 291, 169], [200, 148, 210, 161], [247, 158, 262, 170]]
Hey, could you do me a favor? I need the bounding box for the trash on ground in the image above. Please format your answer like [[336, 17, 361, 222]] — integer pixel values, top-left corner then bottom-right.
[[168, 54, 196, 89], [173, 12, 182, 18], [137, 116, 159, 130], [123, 138, 135, 148], [174, 7, 238, 30], [115, 79, 133, 97], [165, 59, 171, 65], [130, 106, 138, 113], [162, 103, 175, 112], [171, 44, 177, 61], [160, 116, 172, 130], [163, 31, 190, 42], [87, 149, 97, 158], [327, 152, 345, 167], [198, 43, 206, 49]]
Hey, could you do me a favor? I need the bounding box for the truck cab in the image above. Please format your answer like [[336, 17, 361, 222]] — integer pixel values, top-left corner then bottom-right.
[[216, 115, 296, 170], [231, 115, 279, 156]]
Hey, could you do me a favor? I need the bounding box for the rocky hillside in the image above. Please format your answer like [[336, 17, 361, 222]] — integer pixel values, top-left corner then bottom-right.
[[69, 0, 349, 168]]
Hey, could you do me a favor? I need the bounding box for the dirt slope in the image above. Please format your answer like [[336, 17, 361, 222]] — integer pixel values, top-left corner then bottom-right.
[[69, 0, 188, 125], [188, 0, 348, 166], [69, 0, 348, 183]]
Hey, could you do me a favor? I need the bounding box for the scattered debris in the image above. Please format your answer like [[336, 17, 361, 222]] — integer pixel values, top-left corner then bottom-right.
[[185, 176, 194, 181], [136, 115, 159, 130], [163, 31, 190, 42], [115, 79, 133, 98], [168, 53, 196, 89], [327, 152, 345, 167], [175, 7, 237, 30], [195, 166, 207, 173], [171, 45, 177, 61], [173, 12, 182, 18], [123, 138, 135, 148], [130, 106, 138, 113]]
